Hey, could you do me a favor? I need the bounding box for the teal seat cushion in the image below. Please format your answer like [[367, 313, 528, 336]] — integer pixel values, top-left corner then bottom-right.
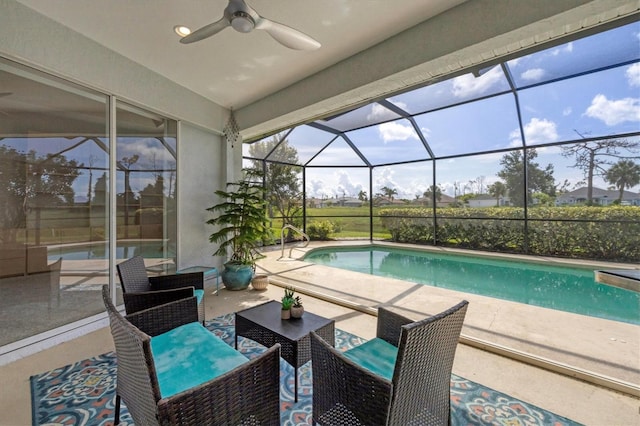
[[343, 337, 398, 381], [151, 322, 248, 398], [194, 289, 204, 304]]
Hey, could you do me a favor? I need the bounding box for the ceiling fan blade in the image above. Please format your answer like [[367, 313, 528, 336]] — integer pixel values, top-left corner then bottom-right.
[[255, 18, 320, 50], [180, 17, 230, 44]]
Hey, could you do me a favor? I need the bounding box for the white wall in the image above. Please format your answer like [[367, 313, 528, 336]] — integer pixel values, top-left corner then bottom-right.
[[178, 124, 225, 269], [0, 0, 227, 133]]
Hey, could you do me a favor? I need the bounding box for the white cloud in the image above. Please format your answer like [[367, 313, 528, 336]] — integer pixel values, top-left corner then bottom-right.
[[306, 178, 333, 198], [367, 104, 397, 122], [562, 107, 572, 116], [551, 42, 573, 56], [626, 63, 640, 87], [373, 167, 397, 194], [510, 118, 558, 145], [377, 121, 417, 142], [520, 68, 545, 82], [388, 99, 408, 111], [585, 94, 640, 126], [451, 66, 503, 98], [335, 170, 363, 197]]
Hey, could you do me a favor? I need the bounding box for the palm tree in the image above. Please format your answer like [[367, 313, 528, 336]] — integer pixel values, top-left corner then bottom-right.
[[605, 160, 640, 203], [488, 181, 507, 206], [380, 186, 398, 201], [423, 185, 442, 206]]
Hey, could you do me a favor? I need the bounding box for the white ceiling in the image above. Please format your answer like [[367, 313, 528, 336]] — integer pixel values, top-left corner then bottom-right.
[[15, 0, 467, 110], [9, 0, 639, 140]]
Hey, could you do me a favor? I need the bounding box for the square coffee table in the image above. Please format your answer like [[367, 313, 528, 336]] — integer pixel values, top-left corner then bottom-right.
[[235, 300, 335, 402]]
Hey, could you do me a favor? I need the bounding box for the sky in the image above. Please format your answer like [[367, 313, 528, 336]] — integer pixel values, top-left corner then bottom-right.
[[245, 21, 640, 200], [2, 22, 639, 204]]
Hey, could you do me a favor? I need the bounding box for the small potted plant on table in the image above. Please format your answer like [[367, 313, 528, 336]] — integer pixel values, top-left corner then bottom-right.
[[291, 295, 304, 319], [281, 287, 295, 319]]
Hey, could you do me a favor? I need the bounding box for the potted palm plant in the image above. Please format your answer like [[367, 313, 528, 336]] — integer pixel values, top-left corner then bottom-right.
[[206, 168, 273, 290]]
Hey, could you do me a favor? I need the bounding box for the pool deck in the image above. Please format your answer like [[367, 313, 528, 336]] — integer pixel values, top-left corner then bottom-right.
[[256, 241, 640, 396], [0, 241, 638, 425]]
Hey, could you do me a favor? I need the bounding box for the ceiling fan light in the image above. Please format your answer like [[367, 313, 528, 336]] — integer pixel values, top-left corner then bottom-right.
[[231, 12, 255, 33], [174, 25, 191, 37]]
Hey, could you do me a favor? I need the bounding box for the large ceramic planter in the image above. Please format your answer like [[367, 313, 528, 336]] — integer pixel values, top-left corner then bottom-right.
[[221, 262, 253, 290]]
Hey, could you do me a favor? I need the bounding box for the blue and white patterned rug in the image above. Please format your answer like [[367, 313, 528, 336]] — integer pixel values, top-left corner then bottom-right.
[[31, 313, 581, 425]]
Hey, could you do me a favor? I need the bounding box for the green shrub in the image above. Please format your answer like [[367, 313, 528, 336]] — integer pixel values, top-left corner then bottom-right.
[[379, 206, 640, 262], [306, 220, 335, 240]]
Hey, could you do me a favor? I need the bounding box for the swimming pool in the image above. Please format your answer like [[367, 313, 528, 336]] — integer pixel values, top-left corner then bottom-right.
[[304, 246, 639, 325], [47, 241, 173, 261]]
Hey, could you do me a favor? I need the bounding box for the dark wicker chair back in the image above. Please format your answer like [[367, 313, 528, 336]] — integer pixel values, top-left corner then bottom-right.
[[311, 300, 468, 426], [389, 300, 469, 425], [102, 285, 281, 425], [116, 255, 151, 293], [115, 256, 205, 323], [101, 285, 162, 424]]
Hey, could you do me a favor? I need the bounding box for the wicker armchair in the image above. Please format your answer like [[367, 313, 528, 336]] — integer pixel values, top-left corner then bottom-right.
[[310, 300, 469, 426], [116, 255, 205, 324], [101, 285, 281, 426]]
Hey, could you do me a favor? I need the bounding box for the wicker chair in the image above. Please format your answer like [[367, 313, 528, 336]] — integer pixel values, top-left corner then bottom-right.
[[101, 285, 281, 426], [116, 255, 205, 324], [310, 300, 469, 426]]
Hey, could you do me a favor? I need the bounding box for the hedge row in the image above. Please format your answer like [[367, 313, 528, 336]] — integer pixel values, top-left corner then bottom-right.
[[378, 206, 640, 262]]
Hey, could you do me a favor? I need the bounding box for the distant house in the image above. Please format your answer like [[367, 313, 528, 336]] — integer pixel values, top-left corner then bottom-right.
[[413, 193, 457, 208], [308, 196, 364, 208], [467, 194, 505, 208], [336, 197, 363, 207], [555, 186, 640, 206]]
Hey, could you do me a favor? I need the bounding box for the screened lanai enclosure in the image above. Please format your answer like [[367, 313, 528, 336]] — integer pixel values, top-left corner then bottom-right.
[[0, 4, 639, 398], [244, 21, 640, 263]]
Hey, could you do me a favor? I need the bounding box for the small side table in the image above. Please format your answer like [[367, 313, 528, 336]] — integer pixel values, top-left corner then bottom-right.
[[177, 266, 219, 295], [235, 300, 335, 402]]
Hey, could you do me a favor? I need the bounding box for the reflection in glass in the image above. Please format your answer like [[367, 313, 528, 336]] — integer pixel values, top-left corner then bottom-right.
[[116, 102, 178, 274], [0, 59, 109, 346]]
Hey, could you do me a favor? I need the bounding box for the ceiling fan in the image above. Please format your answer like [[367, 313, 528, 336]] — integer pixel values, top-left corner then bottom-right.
[[179, 0, 321, 50]]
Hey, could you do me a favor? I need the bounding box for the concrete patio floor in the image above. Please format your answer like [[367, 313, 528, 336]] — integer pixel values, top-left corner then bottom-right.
[[0, 242, 638, 425]]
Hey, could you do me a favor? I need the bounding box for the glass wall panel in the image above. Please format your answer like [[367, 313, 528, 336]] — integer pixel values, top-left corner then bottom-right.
[[0, 59, 109, 346], [414, 93, 521, 157], [518, 64, 639, 145], [115, 102, 177, 277]]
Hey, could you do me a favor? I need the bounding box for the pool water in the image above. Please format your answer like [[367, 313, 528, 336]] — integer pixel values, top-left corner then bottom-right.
[[304, 246, 639, 325], [47, 241, 173, 261]]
